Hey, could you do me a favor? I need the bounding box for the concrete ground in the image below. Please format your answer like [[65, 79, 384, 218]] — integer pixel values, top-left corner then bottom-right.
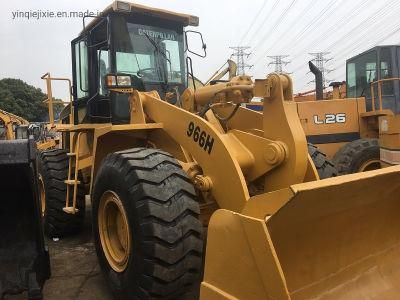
[[6, 207, 198, 300], [6, 208, 113, 300], [42, 212, 113, 300]]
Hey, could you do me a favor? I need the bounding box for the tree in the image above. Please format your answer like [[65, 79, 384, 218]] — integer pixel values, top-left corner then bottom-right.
[[0, 78, 64, 121]]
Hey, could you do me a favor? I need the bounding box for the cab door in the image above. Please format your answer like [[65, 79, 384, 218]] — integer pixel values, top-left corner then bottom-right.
[[71, 36, 90, 124]]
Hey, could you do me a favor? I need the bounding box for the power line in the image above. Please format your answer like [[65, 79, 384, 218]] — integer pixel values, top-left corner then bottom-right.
[[251, 0, 298, 62], [229, 46, 253, 75], [326, 23, 400, 83], [238, 0, 270, 46], [251, 0, 317, 61], [268, 55, 291, 73], [290, 0, 400, 76], [242, 0, 280, 47], [267, 0, 339, 57], [285, 0, 343, 50], [331, 12, 400, 64], [285, 1, 400, 91], [289, 0, 373, 61], [328, 21, 400, 78], [251, 0, 342, 74]]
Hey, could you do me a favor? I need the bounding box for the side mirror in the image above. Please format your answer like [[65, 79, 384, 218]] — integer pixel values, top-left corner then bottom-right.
[[185, 30, 207, 58]]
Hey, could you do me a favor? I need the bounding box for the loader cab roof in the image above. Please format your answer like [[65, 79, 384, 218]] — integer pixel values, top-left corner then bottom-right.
[[346, 45, 400, 113], [80, 1, 199, 35], [346, 45, 399, 61], [71, 1, 200, 125]]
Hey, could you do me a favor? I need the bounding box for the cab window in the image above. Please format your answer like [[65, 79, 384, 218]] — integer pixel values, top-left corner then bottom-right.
[[380, 47, 394, 95], [347, 50, 377, 97], [74, 39, 89, 98]]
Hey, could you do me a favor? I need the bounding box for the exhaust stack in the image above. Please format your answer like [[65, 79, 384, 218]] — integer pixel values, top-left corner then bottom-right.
[[309, 61, 323, 100]]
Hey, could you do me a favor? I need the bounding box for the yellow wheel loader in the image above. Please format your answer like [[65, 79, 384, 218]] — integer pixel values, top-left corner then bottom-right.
[[247, 46, 400, 175], [38, 1, 400, 299], [0, 138, 50, 299], [304, 47, 397, 174], [0, 108, 29, 140]]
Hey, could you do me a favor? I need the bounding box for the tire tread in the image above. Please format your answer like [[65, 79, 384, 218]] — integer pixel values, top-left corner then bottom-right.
[[38, 149, 85, 237], [308, 143, 338, 179], [333, 138, 379, 174], [93, 147, 203, 299]]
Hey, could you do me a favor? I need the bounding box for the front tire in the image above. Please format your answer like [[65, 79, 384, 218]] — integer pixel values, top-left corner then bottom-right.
[[92, 148, 203, 299], [308, 143, 338, 179], [333, 138, 380, 175]]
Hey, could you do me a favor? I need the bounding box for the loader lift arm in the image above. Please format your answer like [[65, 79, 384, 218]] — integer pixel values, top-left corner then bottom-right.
[[204, 59, 238, 85], [128, 73, 315, 212]]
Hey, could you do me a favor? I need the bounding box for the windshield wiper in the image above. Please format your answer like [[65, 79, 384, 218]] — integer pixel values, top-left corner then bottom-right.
[[143, 32, 171, 88], [143, 32, 171, 63]]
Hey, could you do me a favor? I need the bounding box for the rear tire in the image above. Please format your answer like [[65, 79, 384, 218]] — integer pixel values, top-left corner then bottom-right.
[[308, 143, 338, 179], [38, 149, 85, 238], [333, 138, 380, 175], [92, 148, 203, 299]]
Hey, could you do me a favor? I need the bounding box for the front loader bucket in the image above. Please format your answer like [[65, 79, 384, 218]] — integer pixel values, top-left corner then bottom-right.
[[201, 167, 400, 299], [0, 139, 50, 299]]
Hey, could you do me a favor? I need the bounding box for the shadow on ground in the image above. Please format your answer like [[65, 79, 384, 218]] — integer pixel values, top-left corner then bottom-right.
[[43, 208, 112, 300], [6, 205, 199, 299]]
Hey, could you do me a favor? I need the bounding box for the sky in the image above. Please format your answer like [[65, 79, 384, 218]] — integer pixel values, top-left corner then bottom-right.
[[1, 0, 400, 100]]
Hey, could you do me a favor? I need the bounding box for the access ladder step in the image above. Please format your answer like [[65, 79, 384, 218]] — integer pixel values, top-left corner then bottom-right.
[[64, 179, 81, 185], [67, 152, 76, 157], [63, 207, 79, 214]]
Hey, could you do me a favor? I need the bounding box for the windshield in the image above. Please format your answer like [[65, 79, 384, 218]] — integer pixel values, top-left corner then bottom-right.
[[114, 21, 185, 84], [347, 50, 377, 98]]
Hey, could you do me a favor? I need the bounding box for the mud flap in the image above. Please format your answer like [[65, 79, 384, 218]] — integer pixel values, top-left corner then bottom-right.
[[0, 139, 50, 299], [201, 166, 400, 299]]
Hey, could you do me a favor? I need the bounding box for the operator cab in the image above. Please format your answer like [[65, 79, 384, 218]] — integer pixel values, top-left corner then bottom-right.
[[346, 45, 400, 113], [71, 1, 204, 124]]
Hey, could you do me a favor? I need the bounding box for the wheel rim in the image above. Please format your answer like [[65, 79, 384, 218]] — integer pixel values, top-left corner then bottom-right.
[[98, 190, 131, 273], [38, 174, 46, 217], [359, 159, 381, 172]]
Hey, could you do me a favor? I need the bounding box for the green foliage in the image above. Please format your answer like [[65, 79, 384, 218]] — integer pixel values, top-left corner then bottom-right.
[[0, 78, 64, 121]]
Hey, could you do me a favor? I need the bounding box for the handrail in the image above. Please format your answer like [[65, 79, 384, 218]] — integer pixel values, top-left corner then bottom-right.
[[41, 72, 74, 126], [370, 77, 400, 111]]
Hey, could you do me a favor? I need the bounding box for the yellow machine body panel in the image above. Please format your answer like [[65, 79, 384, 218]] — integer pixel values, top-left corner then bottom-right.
[[379, 114, 400, 165], [297, 98, 364, 158], [244, 97, 371, 159], [297, 98, 362, 136], [201, 166, 400, 299]]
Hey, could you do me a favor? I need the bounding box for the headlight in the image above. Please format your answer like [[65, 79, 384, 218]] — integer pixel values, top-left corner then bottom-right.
[[105, 74, 132, 88], [117, 75, 131, 87], [106, 75, 117, 87]]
